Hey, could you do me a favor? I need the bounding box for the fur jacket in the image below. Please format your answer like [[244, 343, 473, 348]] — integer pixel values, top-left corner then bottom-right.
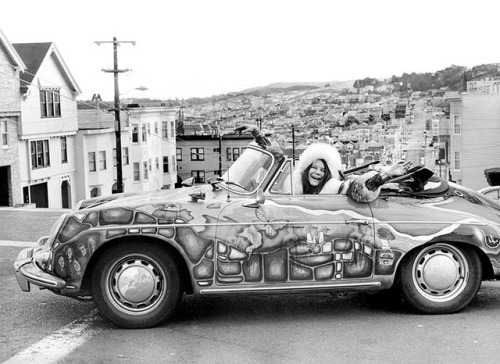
[[292, 143, 382, 203]]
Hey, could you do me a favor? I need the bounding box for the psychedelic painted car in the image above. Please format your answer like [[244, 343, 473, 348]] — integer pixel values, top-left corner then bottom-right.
[[14, 142, 500, 328]]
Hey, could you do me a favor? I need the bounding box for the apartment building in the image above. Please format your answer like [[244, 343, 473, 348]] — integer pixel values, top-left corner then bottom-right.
[[176, 133, 254, 183], [13, 42, 81, 208], [449, 93, 500, 189], [0, 29, 25, 206], [127, 104, 178, 191]]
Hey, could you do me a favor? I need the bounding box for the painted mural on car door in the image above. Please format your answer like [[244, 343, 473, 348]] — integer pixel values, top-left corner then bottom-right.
[[212, 195, 398, 286]]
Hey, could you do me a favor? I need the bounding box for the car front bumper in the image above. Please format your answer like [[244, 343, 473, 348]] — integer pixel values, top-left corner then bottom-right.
[[13, 247, 67, 292]]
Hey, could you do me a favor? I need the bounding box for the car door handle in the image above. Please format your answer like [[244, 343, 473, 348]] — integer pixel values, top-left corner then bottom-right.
[[345, 220, 370, 225]]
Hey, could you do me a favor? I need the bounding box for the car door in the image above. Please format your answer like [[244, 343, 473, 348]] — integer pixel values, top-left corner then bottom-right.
[[214, 160, 378, 290]]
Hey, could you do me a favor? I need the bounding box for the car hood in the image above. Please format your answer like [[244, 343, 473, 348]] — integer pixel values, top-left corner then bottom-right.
[[76, 188, 196, 211]]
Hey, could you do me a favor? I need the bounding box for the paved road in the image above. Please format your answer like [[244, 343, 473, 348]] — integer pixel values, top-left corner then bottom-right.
[[0, 207, 65, 244]]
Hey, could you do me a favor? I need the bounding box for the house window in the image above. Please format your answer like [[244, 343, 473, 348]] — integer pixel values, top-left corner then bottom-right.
[[156, 157, 160, 170], [133, 163, 140, 181], [171, 155, 176, 171], [88, 152, 96, 172], [143, 161, 148, 180], [191, 170, 205, 183], [61, 137, 67, 163], [149, 158, 152, 171], [162, 121, 168, 138], [176, 148, 182, 161], [99, 151, 107, 170], [170, 121, 175, 137], [191, 147, 204, 161], [155, 122, 158, 135], [40, 89, 61, 118], [454, 152, 461, 170], [31, 140, 50, 169], [1, 119, 8, 146], [233, 147, 240, 161], [453, 115, 461, 135], [226, 147, 232, 161], [132, 126, 139, 143], [163, 156, 169, 173], [142, 125, 147, 142]]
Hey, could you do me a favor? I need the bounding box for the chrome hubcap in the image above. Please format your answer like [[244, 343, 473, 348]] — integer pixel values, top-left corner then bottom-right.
[[106, 255, 165, 315], [412, 244, 469, 302]]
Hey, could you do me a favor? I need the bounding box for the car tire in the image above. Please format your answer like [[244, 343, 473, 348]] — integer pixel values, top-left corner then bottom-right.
[[400, 243, 482, 314], [92, 242, 182, 329]]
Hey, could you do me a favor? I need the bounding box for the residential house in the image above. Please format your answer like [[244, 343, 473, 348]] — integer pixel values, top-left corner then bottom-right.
[[13, 42, 81, 208], [75, 102, 131, 200], [356, 122, 370, 141], [0, 29, 26, 206], [126, 104, 178, 192]]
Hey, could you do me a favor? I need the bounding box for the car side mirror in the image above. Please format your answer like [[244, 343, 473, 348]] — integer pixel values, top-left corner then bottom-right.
[[189, 187, 205, 202], [182, 177, 195, 187], [243, 188, 265, 208]]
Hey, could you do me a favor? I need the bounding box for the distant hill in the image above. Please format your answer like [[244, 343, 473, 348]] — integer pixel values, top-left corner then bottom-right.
[[148, 63, 500, 106], [240, 80, 355, 97], [386, 63, 500, 92]]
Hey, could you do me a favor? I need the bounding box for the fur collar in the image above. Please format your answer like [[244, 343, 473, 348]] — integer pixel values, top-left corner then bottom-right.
[[295, 143, 343, 179]]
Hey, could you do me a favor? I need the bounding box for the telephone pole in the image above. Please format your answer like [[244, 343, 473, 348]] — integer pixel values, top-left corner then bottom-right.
[[95, 37, 135, 193]]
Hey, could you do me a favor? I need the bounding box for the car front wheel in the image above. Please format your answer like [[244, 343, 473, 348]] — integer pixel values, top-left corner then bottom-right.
[[400, 243, 482, 314], [92, 242, 182, 329]]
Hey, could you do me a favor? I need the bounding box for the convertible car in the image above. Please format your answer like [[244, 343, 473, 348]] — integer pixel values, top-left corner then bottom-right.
[[14, 142, 500, 328]]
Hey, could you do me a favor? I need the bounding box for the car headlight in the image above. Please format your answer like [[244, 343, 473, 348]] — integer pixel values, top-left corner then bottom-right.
[[33, 237, 53, 271]]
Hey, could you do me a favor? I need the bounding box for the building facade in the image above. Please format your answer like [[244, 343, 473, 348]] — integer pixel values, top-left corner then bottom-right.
[[127, 105, 177, 191], [75, 105, 131, 200], [0, 29, 26, 207], [176, 134, 254, 183], [449, 93, 500, 189], [12, 42, 81, 208]]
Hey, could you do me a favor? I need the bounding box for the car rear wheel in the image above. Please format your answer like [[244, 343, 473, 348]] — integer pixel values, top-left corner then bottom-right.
[[92, 242, 182, 328], [400, 243, 482, 314]]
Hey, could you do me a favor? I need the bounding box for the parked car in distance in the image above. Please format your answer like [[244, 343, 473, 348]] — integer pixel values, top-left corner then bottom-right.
[[14, 142, 500, 328]]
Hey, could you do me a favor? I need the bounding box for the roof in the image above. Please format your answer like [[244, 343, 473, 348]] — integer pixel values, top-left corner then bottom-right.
[[12, 42, 51, 85], [0, 28, 26, 71], [13, 42, 81, 95]]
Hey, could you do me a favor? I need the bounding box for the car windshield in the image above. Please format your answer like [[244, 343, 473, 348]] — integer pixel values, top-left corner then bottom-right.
[[220, 147, 274, 193]]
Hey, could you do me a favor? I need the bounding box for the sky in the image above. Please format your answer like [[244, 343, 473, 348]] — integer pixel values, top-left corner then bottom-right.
[[1, 0, 498, 101]]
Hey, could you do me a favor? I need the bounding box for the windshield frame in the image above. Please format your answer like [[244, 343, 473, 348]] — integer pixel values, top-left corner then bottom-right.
[[217, 145, 276, 195]]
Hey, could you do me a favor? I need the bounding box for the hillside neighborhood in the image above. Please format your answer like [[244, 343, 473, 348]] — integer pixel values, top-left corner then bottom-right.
[[1, 29, 500, 209]]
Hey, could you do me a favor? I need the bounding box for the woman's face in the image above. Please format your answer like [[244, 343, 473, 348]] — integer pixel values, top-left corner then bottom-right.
[[308, 160, 326, 187]]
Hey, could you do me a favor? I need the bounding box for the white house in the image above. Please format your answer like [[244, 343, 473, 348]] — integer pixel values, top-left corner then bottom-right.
[[126, 104, 178, 191], [13, 42, 81, 208], [76, 104, 131, 200]]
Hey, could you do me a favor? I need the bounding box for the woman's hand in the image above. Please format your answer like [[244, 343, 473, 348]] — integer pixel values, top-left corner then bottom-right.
[[386, 161, 413, 178], [234, 124, 259, 135]]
